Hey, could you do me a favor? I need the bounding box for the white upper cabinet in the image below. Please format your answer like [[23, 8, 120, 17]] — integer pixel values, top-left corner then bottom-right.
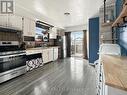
[[49, 27, 57, 39], [0, 15, 8, 27], [0, 15, 22, 30], [42, 49, 49, 64], [0, 15, 36, 37], [30, 19, 36, 36], [23, 18, 36, 37], [23, 18, 30, 36], [8, 15, 23, 30]]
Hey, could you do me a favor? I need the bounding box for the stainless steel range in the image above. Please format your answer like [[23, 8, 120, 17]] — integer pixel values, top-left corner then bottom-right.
[[0, 41, 26, 83]]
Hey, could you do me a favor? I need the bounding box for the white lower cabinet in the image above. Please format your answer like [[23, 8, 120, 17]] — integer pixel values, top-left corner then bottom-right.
[[26, 47, 58, 65], [48, 48, 54, 62], [42, 47, 58, 64], [53, 47, 58, 61], [42, 49, 49, 64]]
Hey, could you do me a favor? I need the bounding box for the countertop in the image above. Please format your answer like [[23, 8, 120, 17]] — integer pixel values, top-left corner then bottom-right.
[[26, 46, 59, 50], [101, 55, 127, 91], [26, 46, 59, 55]]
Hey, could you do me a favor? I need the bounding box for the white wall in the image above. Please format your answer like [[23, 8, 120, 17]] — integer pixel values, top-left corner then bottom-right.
[[65, 24, 87, 32]]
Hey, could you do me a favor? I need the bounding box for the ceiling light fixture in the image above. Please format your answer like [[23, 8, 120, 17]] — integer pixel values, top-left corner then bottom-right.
[[64, 12, 70, 16]]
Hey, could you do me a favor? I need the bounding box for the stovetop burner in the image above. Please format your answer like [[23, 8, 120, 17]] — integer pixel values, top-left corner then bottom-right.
[[0, 50, 26, 56], [0, 45, 26, 56]]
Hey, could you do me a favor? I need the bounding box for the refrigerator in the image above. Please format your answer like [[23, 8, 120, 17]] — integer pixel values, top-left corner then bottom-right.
[[54, 36, 66, 59]]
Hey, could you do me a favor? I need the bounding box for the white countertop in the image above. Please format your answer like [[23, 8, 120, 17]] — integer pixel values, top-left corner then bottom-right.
[[26, 46, 59, 55]]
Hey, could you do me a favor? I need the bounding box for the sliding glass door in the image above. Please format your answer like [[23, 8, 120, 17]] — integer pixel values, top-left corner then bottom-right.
[[71, 31, 83, 57]]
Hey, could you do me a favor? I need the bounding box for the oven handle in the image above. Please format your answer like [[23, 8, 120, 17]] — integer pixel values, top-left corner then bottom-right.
[[0, 53, 26, 58]]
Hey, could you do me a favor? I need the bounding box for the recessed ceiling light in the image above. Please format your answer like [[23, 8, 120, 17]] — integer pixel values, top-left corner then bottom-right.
[[64, 12, 70, 16]]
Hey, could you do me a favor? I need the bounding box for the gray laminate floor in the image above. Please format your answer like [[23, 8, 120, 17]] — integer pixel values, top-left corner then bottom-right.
[[0, 57, 96, 95]]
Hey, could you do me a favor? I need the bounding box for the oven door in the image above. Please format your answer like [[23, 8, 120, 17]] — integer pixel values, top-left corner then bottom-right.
[[0, 53, 26, 73]]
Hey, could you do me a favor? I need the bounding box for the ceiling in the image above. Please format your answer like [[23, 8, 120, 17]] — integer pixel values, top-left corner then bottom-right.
[[15, 0, 103, 27]]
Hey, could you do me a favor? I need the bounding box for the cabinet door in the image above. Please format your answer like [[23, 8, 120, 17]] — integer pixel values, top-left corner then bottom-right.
[[30, 20, 36, 36], [0, 15, 22, 30], [49, 28, 57, 39], [23, 18, 30, 36], [48, 48, 54, 62], [50, 32, 56, 39], [8, 15, 22, 30], [53, 48, 58, 60], [14, 16, 22, 30], [23, 18, 35, 37], [0, 15, 8, 27], [42, 49, 49, 64]]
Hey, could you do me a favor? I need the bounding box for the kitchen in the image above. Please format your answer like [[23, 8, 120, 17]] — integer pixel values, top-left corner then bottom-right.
[[0, 15, 65, 82], [0, 0, 127, 95]]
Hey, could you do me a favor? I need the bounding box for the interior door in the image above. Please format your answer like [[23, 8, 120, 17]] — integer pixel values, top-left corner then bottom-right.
[[89, 17, 99, 63]]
